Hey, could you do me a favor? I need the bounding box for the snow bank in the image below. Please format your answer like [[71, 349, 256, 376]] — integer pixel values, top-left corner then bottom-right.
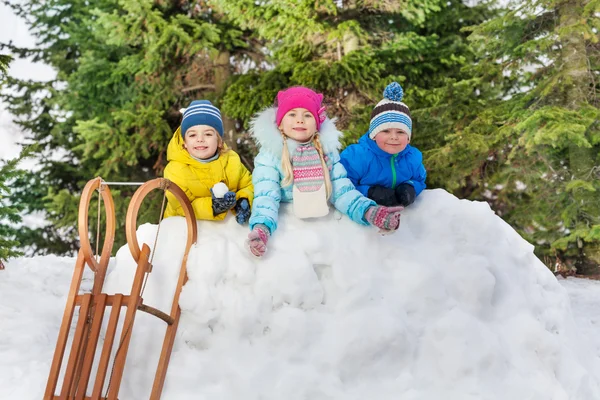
[[0, 255, 86, 398], [1, 189, 598, 399], [103, 189, 600, 399]]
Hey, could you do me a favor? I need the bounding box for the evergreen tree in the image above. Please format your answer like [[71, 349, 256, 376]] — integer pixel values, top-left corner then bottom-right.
[[9, 0, 591, 271], [445, 0, 600, 272], [0, 147, 33, 266], [216, 0, 494, 167], [1, 0, 251, 255]]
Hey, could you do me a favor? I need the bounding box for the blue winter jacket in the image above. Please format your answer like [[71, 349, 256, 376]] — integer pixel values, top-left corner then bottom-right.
[[340, 133, 426, 197], [248, 108, 375, 234]]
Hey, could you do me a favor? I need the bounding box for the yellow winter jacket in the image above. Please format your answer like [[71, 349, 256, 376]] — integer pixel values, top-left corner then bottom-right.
[[163, 128, 253, 220]]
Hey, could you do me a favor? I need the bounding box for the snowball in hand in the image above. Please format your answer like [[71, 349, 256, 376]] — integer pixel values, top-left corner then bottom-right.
[[212, 182, 229, 198]]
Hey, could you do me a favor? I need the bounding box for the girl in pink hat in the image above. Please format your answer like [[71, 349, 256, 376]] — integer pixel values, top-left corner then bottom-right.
[[246, 86, 403, 257]]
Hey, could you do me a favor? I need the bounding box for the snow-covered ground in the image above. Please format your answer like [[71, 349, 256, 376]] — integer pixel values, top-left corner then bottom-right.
[[557, 277, 600, 370], [1, 189, 599, 399]]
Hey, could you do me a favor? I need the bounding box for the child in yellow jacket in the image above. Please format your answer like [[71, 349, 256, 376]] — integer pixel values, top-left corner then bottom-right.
[[163, 100, 253, 223]]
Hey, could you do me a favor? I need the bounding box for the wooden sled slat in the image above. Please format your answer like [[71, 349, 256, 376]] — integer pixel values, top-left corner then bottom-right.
[[60, 293, 92, 399], [76, 294, 108, 400], [106, 244, 150, 399], [44, 250, 86, 399], [91, 294, 123, 399]]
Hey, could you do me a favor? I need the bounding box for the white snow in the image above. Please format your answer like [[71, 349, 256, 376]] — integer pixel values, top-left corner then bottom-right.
[[557, 277, 600, 373], [515, 180, 527, 191], [1, 189, 600, 399], [211, 182, 229, 198]]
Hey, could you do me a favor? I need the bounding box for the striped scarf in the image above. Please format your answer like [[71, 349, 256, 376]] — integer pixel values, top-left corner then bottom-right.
[[291, 143, 327, 192]]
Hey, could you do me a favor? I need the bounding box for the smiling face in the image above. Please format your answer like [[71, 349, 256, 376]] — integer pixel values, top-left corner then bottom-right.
[[374, 128, 410, 155], [183, 125, 220, 159], [279, 108, 317, 142]]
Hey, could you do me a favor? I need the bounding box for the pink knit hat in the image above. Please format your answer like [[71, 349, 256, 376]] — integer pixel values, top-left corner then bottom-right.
[[275, 86, 327, 130]]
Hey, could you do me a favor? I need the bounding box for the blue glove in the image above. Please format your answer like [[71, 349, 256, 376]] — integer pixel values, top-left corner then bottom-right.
[[234, 198, 251, 225], [211, 190, 237, 216]]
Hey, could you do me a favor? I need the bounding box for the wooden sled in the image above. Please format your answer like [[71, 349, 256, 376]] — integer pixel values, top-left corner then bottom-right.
[[44, 177, 197, 400]]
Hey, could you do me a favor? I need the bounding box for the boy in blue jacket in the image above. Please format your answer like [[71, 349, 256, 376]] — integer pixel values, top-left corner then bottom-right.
[[340, 82, 426, 207]]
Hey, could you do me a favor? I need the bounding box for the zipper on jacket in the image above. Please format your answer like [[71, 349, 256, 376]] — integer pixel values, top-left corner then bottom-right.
[[391, 154, 397, 188]]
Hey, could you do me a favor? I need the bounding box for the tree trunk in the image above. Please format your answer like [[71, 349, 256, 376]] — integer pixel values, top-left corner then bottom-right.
[[560, 0, 600, 273], [214, 50, 238, 151], [342, 31, 361, 110]]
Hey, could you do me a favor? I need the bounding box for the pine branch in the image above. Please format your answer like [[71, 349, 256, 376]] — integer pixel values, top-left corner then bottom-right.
[[0, 54, 11, 75]]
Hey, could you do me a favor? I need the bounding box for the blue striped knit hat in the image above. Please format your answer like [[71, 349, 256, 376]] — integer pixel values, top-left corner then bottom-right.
[[180, 100, 224, 137], [368, 82, 412, 140]]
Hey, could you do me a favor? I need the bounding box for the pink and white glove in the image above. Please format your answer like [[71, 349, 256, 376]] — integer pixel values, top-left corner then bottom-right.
[[247, 224, 270, 257], [364, 205, 404, 232]]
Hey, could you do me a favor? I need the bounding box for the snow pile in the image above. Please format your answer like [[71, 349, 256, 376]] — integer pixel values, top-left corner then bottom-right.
[[101, 189, 600, 399], [1, 189, 599, 399], [559, 277, 600, 374]]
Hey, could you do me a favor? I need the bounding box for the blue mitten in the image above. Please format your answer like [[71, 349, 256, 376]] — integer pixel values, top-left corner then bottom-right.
[[211, 190, 237, 216], [234, 198, 251, 225]]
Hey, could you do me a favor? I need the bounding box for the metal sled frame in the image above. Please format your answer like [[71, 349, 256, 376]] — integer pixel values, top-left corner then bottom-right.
[[44, 177, 197, 400]]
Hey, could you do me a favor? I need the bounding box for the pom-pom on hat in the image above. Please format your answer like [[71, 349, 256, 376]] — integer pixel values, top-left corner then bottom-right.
[[368, 82, 412, 140]]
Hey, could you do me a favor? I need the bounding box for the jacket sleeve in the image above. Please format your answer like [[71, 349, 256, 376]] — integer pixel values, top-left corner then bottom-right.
[[339, 145, 370, 197], [190, 197, 226, 221], [164, 162, 225, 221], [402, 150, 427, 196], [248, 151, 282, 234], [329, 150, 375, 226]]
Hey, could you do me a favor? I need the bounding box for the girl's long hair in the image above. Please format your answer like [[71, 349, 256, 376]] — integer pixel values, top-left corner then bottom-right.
[[280, 131, 332, 200]]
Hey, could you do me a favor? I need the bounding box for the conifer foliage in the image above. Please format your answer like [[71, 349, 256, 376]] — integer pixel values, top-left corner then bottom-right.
[[1, 0, 249, 253], [0, 148, 31, 265], [1, 0, 598, 270], [442, 0, 600, 272]]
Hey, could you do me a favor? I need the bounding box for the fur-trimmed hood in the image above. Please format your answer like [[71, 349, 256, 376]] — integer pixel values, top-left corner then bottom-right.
[[249, 107, 343, 158]]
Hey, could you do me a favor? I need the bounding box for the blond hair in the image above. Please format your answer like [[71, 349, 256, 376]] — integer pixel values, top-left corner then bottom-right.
[[216, 135, 230, 155], [280, 132, 332, 200]]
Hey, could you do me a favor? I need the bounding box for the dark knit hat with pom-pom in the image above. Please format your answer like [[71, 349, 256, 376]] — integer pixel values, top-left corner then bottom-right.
[[368, 82, 412, 140]]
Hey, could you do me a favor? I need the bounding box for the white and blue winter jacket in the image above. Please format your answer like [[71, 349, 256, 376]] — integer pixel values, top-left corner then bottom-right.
[[248, 107, 375, 234]]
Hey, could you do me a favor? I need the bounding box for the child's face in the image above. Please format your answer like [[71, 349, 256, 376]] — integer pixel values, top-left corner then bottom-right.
[[375, 128, 410, 155], [184, 125, 219, 159], [279, 108, 317, 142]]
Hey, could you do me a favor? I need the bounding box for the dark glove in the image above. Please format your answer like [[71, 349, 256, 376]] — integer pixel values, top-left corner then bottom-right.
[[395, 183, 416, 207], [211, 190, 237, 216], [367, 185, 399, 207], [234, 198, 251, 225]]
